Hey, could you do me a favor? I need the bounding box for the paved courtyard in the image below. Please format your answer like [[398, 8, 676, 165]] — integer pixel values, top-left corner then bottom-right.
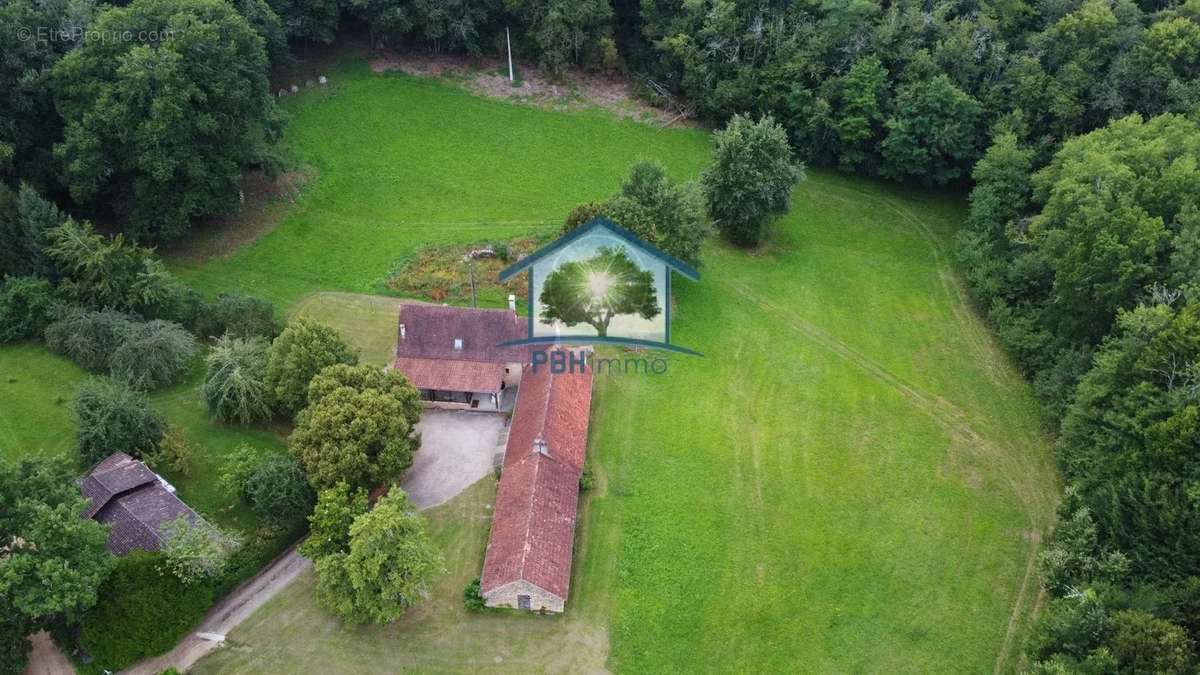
[[401, 409, 506, 508]]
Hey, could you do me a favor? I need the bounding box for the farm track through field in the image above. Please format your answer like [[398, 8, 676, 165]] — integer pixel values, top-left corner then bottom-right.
[[719, 198, 1051, 672], [719, 278, 1046, 673]]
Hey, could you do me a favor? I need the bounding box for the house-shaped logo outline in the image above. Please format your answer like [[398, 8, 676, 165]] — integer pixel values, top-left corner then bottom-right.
[[498, 216, 701, 355]]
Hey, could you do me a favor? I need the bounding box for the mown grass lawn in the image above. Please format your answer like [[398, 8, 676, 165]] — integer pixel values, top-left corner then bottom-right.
[[169, 59, 712, 308], [174, 56, 1059, 673], [0, 344, 286, 533]]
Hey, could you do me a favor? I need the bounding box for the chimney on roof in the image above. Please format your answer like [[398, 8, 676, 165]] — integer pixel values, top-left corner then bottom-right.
[[453, 338, 463, 351], [533, 436, 549, 456], [399, 323, 406, 340], [508, 294, 516, 312]]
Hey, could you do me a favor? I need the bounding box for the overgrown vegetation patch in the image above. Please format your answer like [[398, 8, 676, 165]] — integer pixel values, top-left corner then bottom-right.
[[383, 236, 542, 304]]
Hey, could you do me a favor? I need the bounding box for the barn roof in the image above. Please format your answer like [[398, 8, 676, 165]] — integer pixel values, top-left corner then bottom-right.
[[80, 452, 201, 556], [394, 304, 526, 363], [481, 351, 593, 600]]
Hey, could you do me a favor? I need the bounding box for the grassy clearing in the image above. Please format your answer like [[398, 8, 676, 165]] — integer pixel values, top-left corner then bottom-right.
[[171, 60, 1060, 673], [0, 344, 286, 533], [167, 58, 711, 308]]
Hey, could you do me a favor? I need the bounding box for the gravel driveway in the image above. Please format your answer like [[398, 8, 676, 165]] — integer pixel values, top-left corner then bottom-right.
[[402, 409, 506, 508]]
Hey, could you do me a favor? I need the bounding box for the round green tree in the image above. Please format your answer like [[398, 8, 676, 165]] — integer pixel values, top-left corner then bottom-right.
[[289, 364, 421, 490], [264, 318, 357, 418], [204, 335, 272, 425], [313, 489, 442, 624]]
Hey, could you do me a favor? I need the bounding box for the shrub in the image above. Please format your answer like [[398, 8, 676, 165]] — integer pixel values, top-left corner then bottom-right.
[[0, 276, 55, 342], [74, 377, 166, 466], [464, 577, 486, 611], [109, 320, 198, 390], [702, 114, 802, 247], [265, 318, 357, 417], [143, 280, 206, 330], [79, 551, 216, 671], [44, 306, 137, 372], [203, 335, 272, 424], [562, 201, 606, 234], [159, 516, 242, 585], [143, 427, 199, 478], [241, 454, 314, 525], [1108, 610, 1195, 674], [196, 292, 280, 340]]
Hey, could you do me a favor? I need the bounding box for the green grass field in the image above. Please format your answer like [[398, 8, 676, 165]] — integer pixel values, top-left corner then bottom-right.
[[0, 53, 1060, 672], [169, 59, 711, 308], [179, 57, 1059, 673]]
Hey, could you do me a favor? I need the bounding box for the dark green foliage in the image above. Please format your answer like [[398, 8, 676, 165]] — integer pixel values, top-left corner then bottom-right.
[[109, 320, 198, 390], [44, 306, 137, 372], [1107, 610, 1196, 674], [507, 0, 614, 74], [0, 276, 55, 343], [0, 184, 63, 279], [79, 552, 216, 671], [702, 115, 802, 247], [563, 201, 606, 234], [52, 0, 278, 240], [241, 454, 314, 525], [880, 74, 982, 185], [73, 377, 166, 466], [603, 161, 709, 267], [463, 577, 485, 611], [267, 0, 340, 43], [204, 336, 273, 425], [1057, 301, 1200, 580], [0, 454, 114, 673], [265, 318, 357, 417], [45, 219, 174, 313], [195, 292, 280, 340]]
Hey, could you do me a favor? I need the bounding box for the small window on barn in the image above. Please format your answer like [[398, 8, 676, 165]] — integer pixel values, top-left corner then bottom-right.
[[518, 595, 531, 610], [453, 338, 463, 350]]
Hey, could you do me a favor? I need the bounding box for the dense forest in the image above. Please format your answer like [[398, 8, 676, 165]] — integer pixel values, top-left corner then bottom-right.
[[2, 0, 1200, 670]]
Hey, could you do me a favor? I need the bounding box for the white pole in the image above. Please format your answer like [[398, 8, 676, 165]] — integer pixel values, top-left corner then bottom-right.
[[506, 27, 514, 83]]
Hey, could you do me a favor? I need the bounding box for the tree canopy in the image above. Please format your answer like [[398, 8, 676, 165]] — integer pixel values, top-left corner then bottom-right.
[[51, 0, 278, 240]]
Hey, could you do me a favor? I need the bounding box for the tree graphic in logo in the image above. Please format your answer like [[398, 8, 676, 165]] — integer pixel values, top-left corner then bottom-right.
[[538, 246, 660, 337]]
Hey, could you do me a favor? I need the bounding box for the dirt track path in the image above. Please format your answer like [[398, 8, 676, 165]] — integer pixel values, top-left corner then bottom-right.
[[120, 544, 312, 675]]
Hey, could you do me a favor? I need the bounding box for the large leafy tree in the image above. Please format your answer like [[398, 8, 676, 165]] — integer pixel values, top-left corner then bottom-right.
[[0, 454, 114, 674], [701, 114, 802, 247], [539, 246, 659, 337], [264, 318, 357, 417], [74, 377, 166, 466], [880, 74, 982, 185], [1028, 114, 1200, 344], [313, 489, 442, 624], [45, 218, 173, 313], [1057, 300, 1200, 580], [289, 364, 421, 490], [0, 0, 89, 190], [204, 336, 273, 425], [602, 161, 709, 267], [299, 481, 368, 560], [507, 0, 614, 73], [52, 0, 278, 240]]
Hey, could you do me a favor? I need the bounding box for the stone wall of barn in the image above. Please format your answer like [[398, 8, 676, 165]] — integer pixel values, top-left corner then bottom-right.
[[483, 579, 565, 613]]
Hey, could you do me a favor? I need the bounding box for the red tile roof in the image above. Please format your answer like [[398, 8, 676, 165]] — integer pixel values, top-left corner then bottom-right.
[[481, 350, 594, 601], [503, 358, 593, 471], [394, 357, 504, 393], [480, 452, 581, 598]]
